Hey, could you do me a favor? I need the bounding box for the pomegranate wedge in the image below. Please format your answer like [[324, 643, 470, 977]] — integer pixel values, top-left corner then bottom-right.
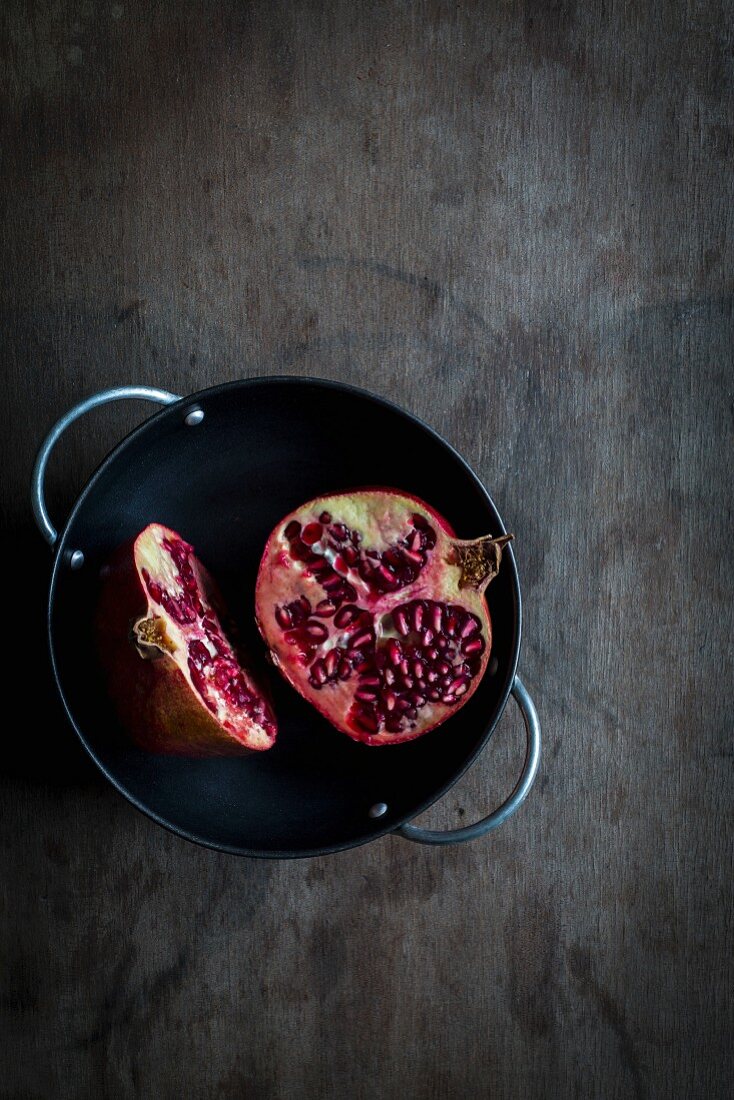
[[97, 524, 276, 756], [255, 490, 512, 745]]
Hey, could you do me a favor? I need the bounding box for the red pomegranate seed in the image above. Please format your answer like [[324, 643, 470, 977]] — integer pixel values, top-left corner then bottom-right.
[[321, 574, 343, 592], [385, 693, 397, 711], [393, 608, 409, 635], [422, 629, 434, 646], [407, 692, 425, 707], [322, 650, 337, 677], [413, 661, 425, 679], [412, 603, 424, 631], [302, 523, 323, 545], [311, 660, 327, 685], [330, 523, 348, 541], [284, 520, 301, 540], [437, 661, 450, 676], [334, 604, 359, 628], [446, 676, 468, 695], [427, 670, 438, 683], [275, 606, 293, 628], [407, 529, 422, 552], [331, 554, 348, 575], [402, 548, 423, 566], [427, 688, 441, 701], [348, 630, 372, 650], [384, 667, 396, 686], [430, 604, 443, 633], [461, 616, 480, 638], [319, 511, 332, 523], [315, 599, 337, 617], [462, 637, 484, 656], [304, 621, 329, 641], [355, 687, 377, 702], [338, 660, 351, 680]]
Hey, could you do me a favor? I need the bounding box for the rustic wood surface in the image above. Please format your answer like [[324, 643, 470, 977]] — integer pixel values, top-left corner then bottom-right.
[[2, 2, 732, 1097]]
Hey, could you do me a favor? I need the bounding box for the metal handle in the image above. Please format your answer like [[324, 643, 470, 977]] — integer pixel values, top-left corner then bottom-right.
[[397, 676, 541, 845], [31, 385, 181, 547]]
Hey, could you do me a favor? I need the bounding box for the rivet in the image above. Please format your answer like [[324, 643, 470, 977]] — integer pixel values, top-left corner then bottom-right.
[[69, 550, 85, 570], [368, 802, 388, 819], [184, 408, 204, 427]]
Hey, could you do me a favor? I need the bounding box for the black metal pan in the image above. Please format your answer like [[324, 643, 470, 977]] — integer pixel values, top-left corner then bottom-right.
[[32, 378, 540, 857]]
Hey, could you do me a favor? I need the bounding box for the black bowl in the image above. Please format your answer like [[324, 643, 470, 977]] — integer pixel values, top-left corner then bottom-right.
[[48, 378, 521, 857]]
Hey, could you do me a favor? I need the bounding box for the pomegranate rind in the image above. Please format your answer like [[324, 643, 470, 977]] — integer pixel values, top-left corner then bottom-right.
[[255, 490, 500, 746], [96, 524, 276, 756]]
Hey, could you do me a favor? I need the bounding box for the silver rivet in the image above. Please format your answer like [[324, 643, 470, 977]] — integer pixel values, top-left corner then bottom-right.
[[368, 802, 388, 819], [184, 408, 204, 427], [69, 550, 85, 570]]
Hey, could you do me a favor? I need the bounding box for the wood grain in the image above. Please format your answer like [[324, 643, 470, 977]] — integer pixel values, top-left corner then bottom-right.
[[1, 1, 732, 1097]]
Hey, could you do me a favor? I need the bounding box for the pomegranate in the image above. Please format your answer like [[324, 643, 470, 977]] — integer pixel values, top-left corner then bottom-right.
[[255, 490, 512, 745], [96, 524, 276, 756]]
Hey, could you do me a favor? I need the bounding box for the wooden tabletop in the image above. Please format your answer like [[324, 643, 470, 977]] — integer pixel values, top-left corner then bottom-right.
[[2, 2, 732, 1097]]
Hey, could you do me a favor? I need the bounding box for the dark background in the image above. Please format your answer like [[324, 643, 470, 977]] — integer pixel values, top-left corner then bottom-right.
[[1, 2, 732, 1097]]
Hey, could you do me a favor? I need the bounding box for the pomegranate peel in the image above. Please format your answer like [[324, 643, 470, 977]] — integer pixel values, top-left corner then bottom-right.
[[97, 523, 277, 756], [255, 489, 512, 745]]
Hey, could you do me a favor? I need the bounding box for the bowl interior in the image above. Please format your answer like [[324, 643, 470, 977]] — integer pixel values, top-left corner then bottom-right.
[[50, 379, 520, 856]]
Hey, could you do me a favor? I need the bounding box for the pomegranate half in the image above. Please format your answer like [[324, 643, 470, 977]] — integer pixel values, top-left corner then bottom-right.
[[96, 523, 277, 756], [255, 489, 512, 745]]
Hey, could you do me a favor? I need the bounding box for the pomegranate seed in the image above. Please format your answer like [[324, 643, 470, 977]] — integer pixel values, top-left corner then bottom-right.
[[385, 693, 397, 711], [275, 606, 293, 628], [352, 709, 379, 733], [355, 687, 377, 702], [413, 661, 424, 679], [427, 688, 441, 701], [427, 671, 438, 683], [443, 694, 456, 705], [337, 660, 351, 680], [387, 640, 402, 665], [396, 698, 411, 712], [422, 629, 434, 646], [384, 667, 395, 686], [462, 637, 484, 656], [284, 520, 301, 540], [426, 647, 439, 662], [407, 692, 425, 707], [188, 640, 212, 669], [446, 676, 468, 695], [304, 621, 329, 641], [311, 660, 327, 685], [348, 630, 372, 650], [331, 554, 348, 575], [302, 523, 323, 545], [437, 661, 450, 676], [342, 583, 357, 600], [437, 637, 448, 650], [315, 599, 337, 617], [393, 609, 409, 635], [407, 529, 422, 552], [325, 651, 339, 677], [321, 574, 343, 592], [412, 603, 424, 631], [460, 616, 480, 638], [342, 544, 359, 565], [402, 548, 423, 566], [319, 511, 332, 523], [377, 563, 396, 584], [402, 676, 414, 691], [431, 604, 443, 633], [445, 613, 458, 636], [399, 659, 410, 676], [454, 681, 469, 696], [330, 523, 348, 541], [334, 604, 359, 628]]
